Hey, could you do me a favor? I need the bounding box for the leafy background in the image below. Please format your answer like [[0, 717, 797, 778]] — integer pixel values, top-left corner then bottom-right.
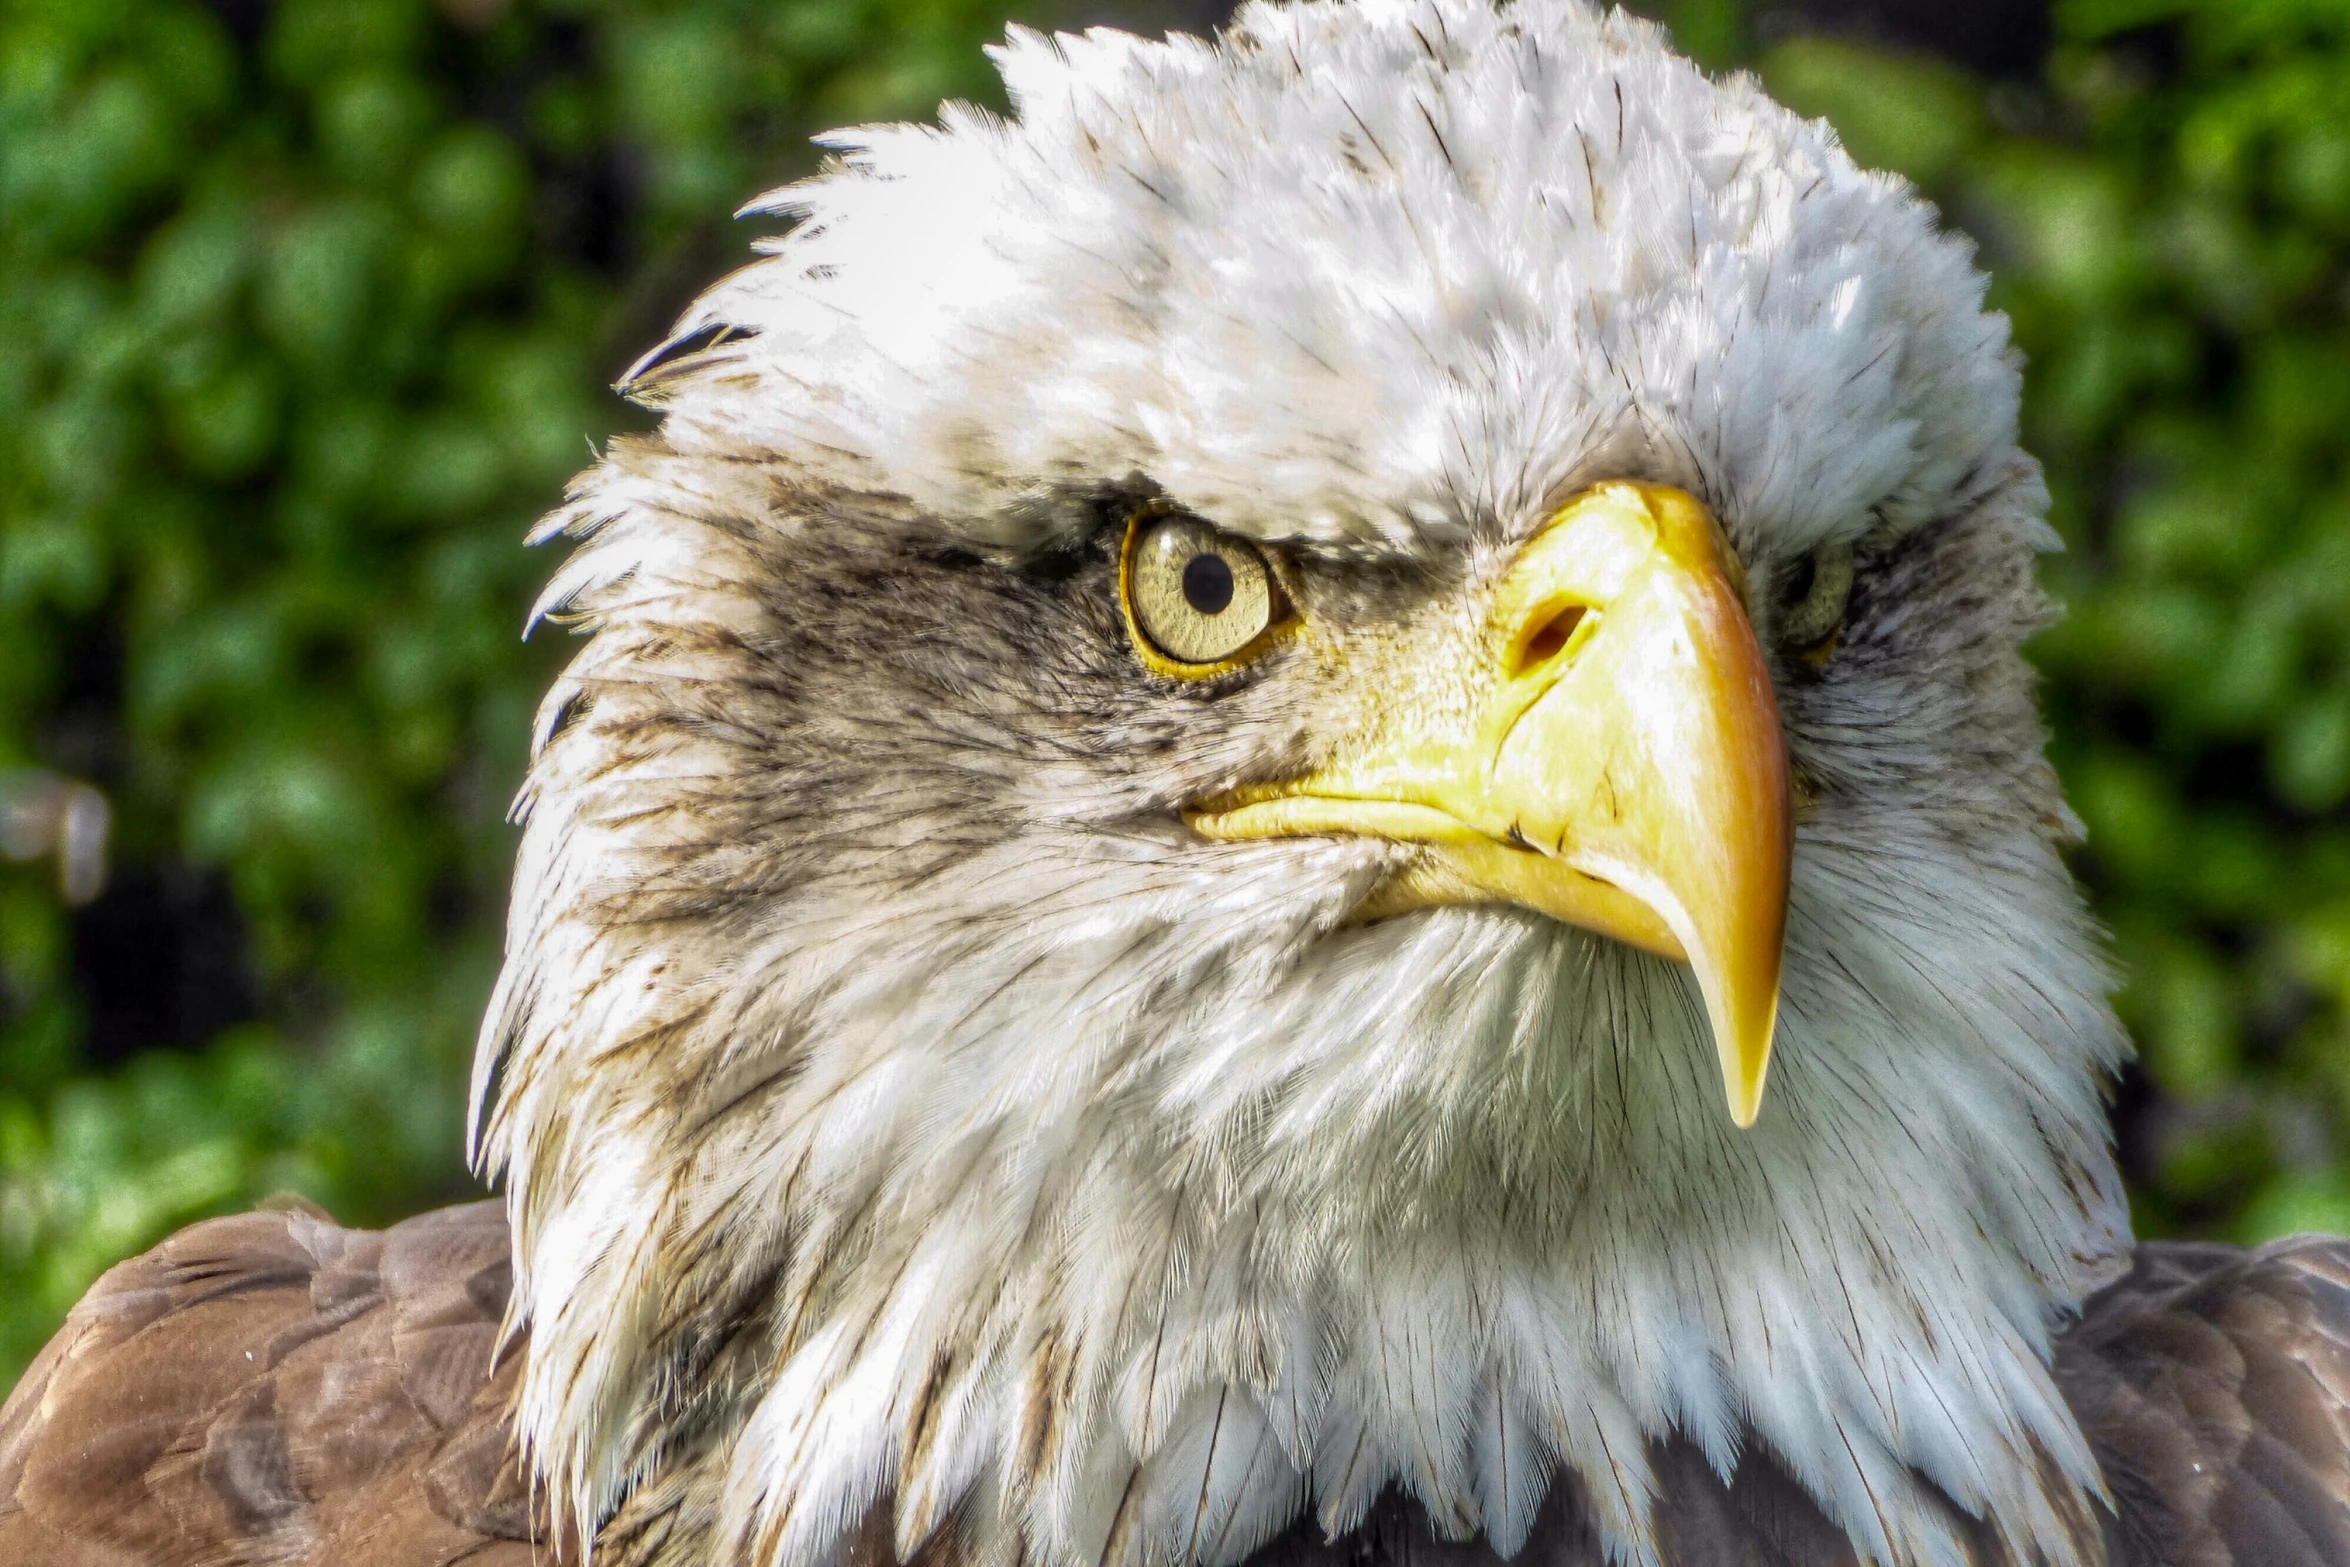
[[1, 0, 2344, 1385]]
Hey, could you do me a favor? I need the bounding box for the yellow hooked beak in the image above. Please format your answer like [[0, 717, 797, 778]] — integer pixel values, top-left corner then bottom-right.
[[1187, 482, 1791, 1127]]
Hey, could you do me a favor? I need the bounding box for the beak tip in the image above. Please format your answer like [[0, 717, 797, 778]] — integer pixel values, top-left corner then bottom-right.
[[1717, 999, 1778, 1131]]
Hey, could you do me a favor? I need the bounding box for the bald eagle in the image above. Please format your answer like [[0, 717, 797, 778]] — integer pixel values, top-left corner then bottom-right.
[[6, 3, 2348, 1564]]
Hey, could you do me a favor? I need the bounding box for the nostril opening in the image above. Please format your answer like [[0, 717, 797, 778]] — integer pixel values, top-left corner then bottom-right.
[[1512, 604, 1587, 677]]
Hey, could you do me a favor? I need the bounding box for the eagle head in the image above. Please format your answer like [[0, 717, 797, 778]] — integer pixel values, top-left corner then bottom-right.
[[470, 3, 2130, 1564]]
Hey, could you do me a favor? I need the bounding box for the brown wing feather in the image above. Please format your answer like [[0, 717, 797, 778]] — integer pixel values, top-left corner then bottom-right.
[[2057, 1235, 2350, 1567], [0, 1200, 550, 1567]]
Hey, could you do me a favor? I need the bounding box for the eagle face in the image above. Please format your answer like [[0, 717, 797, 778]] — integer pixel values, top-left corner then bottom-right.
[[474, 3, 2132, 1564]]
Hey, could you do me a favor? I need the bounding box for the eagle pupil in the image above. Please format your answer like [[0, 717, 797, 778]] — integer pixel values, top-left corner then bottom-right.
[[1182, 552, 1235, 615], [1781, 552, 1816, 604]]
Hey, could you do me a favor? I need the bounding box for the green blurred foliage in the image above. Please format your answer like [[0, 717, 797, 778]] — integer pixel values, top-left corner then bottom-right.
[[2, 0, 2347, 1390], [1758, 0, 2350, 1239], [0, 0, 1044, 1380]]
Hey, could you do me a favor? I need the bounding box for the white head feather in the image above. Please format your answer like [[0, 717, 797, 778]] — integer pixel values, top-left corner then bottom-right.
[[473, 3, 2131, 1565]]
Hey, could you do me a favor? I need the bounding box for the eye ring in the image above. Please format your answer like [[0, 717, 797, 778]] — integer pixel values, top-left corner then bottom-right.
[[1119, 507, 1294, 677], [1777, 539, 1854, 666]]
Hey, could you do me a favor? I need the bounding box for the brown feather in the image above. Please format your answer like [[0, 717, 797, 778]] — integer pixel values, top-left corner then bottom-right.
[[0, 1202, 552, 1567], [2056, 1235, 2350, 1567]]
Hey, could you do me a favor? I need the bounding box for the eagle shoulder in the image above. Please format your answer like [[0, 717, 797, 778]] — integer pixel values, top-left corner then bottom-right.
[[2057, 1234, 2350, 1567], [0, 1199, 543, 1566]]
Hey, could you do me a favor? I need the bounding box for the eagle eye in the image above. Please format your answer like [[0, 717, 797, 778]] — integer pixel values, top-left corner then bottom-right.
[[1776, 539, 1854, 664], [1120, 510, 1289, 675]]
